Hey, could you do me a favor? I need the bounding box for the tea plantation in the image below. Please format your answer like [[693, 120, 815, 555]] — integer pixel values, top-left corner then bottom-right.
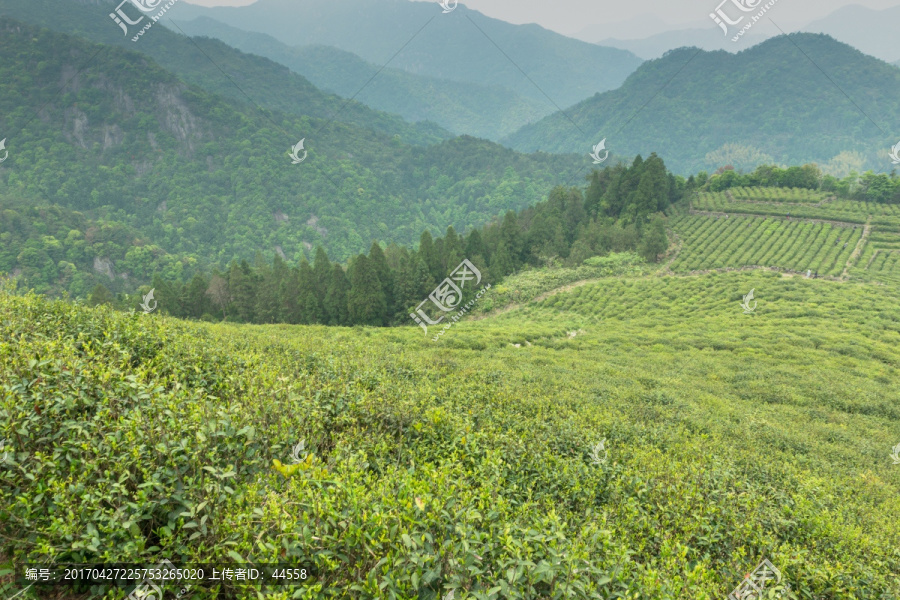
[[1, 263, 899, 598]]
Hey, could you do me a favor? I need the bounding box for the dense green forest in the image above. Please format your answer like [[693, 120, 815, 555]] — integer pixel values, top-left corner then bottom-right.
[[504, 33, 900, 175], [84, 154, 681, 325], [0, 0, 450, 147], [76, 160, 900, 326], [0, 17, 583, 294]]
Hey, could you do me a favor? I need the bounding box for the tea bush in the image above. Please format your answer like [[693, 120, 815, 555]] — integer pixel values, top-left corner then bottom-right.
[[1, 269, 899, 598]]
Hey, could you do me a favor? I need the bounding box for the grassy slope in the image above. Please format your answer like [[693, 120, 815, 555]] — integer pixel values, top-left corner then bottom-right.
[[1, 265, 899, 598]]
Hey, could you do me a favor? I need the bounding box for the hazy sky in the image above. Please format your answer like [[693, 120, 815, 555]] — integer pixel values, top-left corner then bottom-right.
[[182, 0, 900, 36]]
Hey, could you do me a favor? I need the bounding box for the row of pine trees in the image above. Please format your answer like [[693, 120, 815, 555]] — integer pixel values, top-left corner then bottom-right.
[[90, 157, 683, 325]]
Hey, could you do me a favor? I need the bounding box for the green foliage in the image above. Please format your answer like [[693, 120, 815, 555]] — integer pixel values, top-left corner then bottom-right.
[[1, 270, 898, 598], [670, 215, 862, 275], [0, 17, 581, 291]]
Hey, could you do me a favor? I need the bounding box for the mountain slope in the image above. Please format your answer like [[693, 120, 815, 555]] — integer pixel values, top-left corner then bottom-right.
[[0, 18, 582, 285], [0, 0, 450, 146], [171, 0, 644, 111], [503, 34, 900, 175]]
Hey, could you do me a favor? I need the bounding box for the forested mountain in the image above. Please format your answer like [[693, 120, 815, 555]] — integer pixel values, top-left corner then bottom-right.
[[0, 18, 583, 296], [172, 0, 644, 111], [504, 34, 900, 175], [170, 16, 549, 141], [0, 0, 450, 146]]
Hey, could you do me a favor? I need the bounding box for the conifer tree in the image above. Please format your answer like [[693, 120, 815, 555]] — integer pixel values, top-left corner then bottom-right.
[[255, 255, 286, 324], [443, 225, 464, 272], [368, 241, 395, 319], [298, 258, 324, 324], [227, 260, 256, 322], [347, 255, 387, 326], [279, 267, 302, 324], [465, 229, 487, 264], [313, 247, 332, 306], [499, 211, 522, 269], [419, 230, 441, 280], [325, 264, 350, 326]]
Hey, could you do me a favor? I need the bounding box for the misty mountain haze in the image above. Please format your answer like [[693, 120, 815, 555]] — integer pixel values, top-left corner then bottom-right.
[[171, 0, 644, 110], [170, 15, 551, 140]]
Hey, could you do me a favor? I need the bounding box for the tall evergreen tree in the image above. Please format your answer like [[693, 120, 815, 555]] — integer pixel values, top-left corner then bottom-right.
[[313, 247, 332, 306], [227, 260, 256, 322], [347, 255, 387, 326], [419, 230, 441, 280], [298, 258, 325, 324], [443, 225, 464, 271], [325, 264, 350, 326], [499, 210, 522, 269], [279, 267, 302, 324], [255, 256, 285, 324], [368, 241, 395, 319], [465, 229, 487, 264]]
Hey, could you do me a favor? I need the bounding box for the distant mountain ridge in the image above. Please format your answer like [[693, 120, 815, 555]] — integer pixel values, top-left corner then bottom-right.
[[171, 16, 549, 141], [595, 27, 769, 60], [172, 0, 644, 112], [503, 34, 900, 175], [801, 4, 900, 64]]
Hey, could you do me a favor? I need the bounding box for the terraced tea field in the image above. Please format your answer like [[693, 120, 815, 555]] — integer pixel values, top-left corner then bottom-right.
[[850, 229, 900, 285], [692, 189, 900, 230], [669, 215, 862, 275], [670, 189, 900, 283], [720, 186, 831, 203]]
